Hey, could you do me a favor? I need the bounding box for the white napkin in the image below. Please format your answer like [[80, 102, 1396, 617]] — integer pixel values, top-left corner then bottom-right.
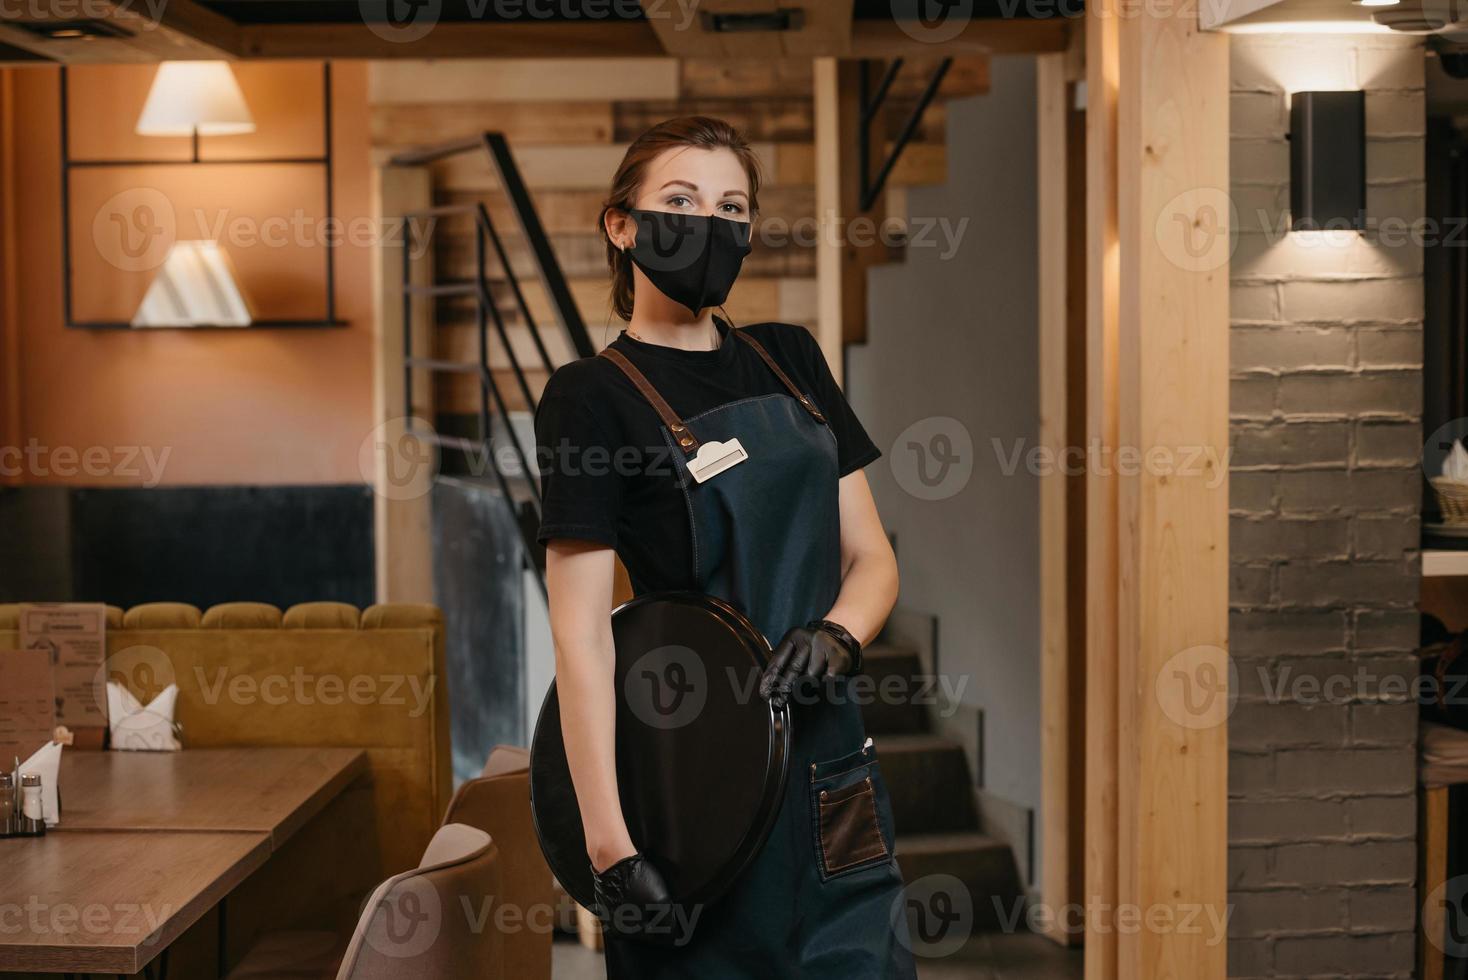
[[18, 741, 63, 827], [107, 681, 183, 752], [1443, 440, 1468, 483]]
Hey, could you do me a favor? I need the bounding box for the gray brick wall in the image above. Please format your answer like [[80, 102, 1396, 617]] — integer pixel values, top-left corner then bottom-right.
[[1228, 35, 1425, 979]]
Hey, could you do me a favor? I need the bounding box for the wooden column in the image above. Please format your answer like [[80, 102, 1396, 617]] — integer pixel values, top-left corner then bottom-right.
[[1038, 48, 1087, 948], [1084, 1, 1122, 973], [371, 164, 435, 603], [1087, 0, 1230, 975]]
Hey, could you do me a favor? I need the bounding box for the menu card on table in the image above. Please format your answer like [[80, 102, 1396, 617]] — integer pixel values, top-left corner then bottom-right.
[[20, 603, 108, 749], [0, 648, 57, 764]]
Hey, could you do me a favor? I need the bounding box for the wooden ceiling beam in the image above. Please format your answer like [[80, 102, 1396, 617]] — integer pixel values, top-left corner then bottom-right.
[[0, 0, 237, 63], [237, 18, 663, 59], [851, 16, 1073, 57]]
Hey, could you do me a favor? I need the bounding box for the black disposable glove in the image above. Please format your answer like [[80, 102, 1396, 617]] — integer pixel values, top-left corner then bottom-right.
[[592, 853, 685, 945], [759, 621, 860, 709]]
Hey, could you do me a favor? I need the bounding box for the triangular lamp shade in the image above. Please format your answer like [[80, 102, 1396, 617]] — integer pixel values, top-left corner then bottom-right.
[[136, 61, 255, 137], [132, 241, 254, 328]]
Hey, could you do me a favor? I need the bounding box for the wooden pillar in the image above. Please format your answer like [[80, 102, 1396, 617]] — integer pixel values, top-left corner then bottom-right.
[[1087, 0, 1230, 975], [371, 164, 435, 604], [1084, 1, 1122, 973], [813, 57, 887, 381], [1038, 48, 1087, 948]]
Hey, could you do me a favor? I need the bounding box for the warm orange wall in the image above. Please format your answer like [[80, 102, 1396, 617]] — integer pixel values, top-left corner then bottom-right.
[[4, 61, 374, 487]]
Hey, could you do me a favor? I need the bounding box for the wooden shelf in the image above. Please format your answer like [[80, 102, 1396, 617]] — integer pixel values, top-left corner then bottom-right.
[[1424, 550, 1468, 578]]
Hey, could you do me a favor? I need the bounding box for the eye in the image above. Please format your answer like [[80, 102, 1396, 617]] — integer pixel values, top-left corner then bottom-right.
[[666, 194, 694, 208], [719, 201, 746, 215]]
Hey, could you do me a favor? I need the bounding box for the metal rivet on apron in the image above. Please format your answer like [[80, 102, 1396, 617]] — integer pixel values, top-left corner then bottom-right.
[[679, 436, 694, 448], [820, 790, 828, 801], [671, 422, 686, 433]]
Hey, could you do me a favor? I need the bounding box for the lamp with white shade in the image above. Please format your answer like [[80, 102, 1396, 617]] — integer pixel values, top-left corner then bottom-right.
[[135, 61, 255, 161], [131, 61, 257, 328]]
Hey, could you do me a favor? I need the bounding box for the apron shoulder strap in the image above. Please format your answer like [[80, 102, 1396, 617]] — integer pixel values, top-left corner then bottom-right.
[[734, 330, 828, 425], [597, 347, 701, 455]]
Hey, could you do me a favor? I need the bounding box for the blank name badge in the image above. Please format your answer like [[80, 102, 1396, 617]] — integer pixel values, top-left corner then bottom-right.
[[687, 437, 749, 483]]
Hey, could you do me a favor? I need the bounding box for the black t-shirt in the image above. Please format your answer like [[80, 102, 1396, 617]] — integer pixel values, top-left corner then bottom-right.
[[533, 319, 881, 594]]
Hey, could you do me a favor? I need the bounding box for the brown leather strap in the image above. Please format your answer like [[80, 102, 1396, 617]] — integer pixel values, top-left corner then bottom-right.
[[597, 346, 701, 454], [735, 331, 828, 425]]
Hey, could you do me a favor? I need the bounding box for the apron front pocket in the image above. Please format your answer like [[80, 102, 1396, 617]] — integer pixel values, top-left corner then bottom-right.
[[810, 742, 893, 880]]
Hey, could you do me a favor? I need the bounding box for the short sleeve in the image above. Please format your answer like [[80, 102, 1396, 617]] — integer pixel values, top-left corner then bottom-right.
[[789, 326, 881, 476], [534, 369, 623, 548]]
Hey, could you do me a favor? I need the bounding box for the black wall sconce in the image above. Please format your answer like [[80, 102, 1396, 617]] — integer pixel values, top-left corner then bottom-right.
[[1290, 90, 1366, 232]]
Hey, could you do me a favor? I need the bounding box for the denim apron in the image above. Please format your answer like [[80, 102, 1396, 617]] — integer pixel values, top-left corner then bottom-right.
[[599, 331, 917, 980]]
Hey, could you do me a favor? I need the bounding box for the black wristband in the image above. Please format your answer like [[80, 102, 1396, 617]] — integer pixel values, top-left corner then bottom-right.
[[807, 618, 863, 675]]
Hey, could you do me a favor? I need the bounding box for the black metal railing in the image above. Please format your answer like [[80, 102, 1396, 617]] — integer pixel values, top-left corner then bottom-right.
[[859, 57, 953, 212], [389, 133, 595, 596]]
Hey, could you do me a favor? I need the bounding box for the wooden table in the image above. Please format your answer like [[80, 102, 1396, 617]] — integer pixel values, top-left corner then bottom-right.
[[56, 747, 367, 847], [0, 747, 366, 976], [0, 831, 269, 975]]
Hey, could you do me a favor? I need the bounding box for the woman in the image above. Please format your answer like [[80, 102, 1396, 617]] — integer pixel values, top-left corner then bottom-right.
[[534, 116, 916, 979]]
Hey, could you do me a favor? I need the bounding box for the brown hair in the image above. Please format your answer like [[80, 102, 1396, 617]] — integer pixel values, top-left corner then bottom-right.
[[599, 116, 763, 321]]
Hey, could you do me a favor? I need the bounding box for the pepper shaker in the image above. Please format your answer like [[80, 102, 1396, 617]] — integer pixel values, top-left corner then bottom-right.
[[19, 773, 44, 837]]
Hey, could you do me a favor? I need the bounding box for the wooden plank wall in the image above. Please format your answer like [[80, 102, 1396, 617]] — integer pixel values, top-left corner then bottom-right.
[[368, 56, 986, 413]]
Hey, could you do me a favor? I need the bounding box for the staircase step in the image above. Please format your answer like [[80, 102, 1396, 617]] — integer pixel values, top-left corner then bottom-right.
[[875, 734, 979, 835], [859, 644, 932, 736], [895, 832, 1025, 935]]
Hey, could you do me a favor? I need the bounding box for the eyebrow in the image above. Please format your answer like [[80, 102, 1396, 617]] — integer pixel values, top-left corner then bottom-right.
[[657, 180, 749, 199]]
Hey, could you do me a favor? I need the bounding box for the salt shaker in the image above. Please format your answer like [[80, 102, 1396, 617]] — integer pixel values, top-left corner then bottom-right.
[[19, 773, 44, 837]]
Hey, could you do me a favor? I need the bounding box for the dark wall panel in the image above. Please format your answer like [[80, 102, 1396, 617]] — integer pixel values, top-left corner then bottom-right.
[[431, 477, 525, 782], [66, 485, 374, 610]]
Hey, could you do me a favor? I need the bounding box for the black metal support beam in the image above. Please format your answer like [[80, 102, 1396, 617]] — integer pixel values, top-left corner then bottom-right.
[[858, 56, 953, 213]]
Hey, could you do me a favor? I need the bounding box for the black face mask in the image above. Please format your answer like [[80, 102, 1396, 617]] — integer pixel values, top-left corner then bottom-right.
[[624, 208, 752, 316]]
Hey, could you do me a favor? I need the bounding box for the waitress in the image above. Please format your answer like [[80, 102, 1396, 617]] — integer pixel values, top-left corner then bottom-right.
[[535, 115, 916, 979]]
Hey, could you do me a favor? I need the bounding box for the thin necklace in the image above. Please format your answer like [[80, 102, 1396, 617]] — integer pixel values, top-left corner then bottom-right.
[[628, 321, 718, 351]]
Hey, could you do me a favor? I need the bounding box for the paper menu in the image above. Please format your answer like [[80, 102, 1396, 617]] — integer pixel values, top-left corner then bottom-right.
[[19, 603, 108, 733], [0, 648, 57, 764]]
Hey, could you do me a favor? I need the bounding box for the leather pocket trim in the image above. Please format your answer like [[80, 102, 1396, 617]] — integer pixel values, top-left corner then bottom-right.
[[817, 775, 890, 875]]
